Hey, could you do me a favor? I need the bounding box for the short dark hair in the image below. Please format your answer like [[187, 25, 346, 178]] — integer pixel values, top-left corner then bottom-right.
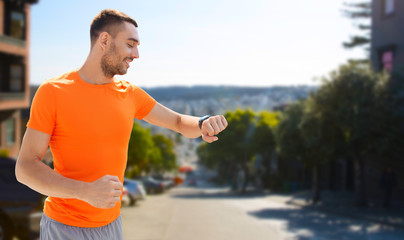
[[90, 9, 138, 47]]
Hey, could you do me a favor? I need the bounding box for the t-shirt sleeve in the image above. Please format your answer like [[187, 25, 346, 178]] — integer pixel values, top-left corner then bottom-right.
[[26, 83, 56, 135], [133, 85, 157, 120]]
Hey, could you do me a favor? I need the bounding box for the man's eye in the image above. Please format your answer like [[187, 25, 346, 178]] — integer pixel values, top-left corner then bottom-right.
[[127, 44, 133, 48]]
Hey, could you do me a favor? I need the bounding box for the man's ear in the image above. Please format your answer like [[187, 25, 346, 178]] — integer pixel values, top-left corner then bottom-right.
[[98, 32, 110, 51]]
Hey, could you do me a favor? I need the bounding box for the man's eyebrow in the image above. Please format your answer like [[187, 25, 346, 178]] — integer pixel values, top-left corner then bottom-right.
[[127, 38, 139, 43]]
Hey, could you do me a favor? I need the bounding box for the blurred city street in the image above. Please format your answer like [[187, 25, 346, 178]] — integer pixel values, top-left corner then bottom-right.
[[122, 182, 404, 240], [1, 0, 404, 239]]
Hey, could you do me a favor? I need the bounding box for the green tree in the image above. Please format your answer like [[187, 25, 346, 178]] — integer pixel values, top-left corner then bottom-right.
[[377, 71, 404, 163], [250, 111, 279, 189], [126, 123, 179, 178], [225, 109, 257, 192], [276, 101, 306, 164], [152, 134, 178, 174], [301, 96, 343, 201], [197, 141, 234, 185], [277, 63, 398, 204], [276, 101, 320, 201], [342, 1, 371, 63], [276, 94, 343, 202], [319, 62, 388, 205], [126, 122, 155, 178], [146, 146, 163, 175], [197, 109, 259, 192]]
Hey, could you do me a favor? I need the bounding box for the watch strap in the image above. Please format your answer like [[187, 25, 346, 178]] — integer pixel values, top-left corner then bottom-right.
[[198, 115, 211, 129]]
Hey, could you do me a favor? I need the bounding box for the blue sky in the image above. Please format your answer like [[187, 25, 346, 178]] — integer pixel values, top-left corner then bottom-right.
[[29, 0, 366, 87]]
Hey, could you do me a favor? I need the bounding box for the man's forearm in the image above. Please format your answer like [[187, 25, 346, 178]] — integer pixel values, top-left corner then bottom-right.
[[16, 158, 87, 200], [142, 103, 227, 143]]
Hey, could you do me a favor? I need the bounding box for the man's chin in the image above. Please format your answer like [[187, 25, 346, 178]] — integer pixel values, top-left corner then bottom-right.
[[116, 69, 128, 76]]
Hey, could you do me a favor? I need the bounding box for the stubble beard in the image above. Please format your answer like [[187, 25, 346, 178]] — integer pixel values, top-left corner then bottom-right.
[[100, 42, 127, 78]]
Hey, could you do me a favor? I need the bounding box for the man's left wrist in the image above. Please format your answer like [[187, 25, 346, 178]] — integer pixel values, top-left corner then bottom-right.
[[198, 115, 211, 129]]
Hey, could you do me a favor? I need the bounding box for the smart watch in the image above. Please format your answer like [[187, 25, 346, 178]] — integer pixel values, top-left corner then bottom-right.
[[198, 115, 211, 129]]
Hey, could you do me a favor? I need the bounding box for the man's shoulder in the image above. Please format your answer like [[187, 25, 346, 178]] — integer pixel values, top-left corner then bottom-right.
[[40, 70, 77, 89]]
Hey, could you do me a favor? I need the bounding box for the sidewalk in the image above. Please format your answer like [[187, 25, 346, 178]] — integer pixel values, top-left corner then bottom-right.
[[264, 190, 404, 229]]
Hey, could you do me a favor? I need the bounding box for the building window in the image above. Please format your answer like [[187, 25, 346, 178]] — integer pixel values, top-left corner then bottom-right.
[[5, 118, 16, 146], [381, 50, 394, 73], [0, 53, 25, 93], [10, 11, 25, 39], [10, 64, 24, 92], [383, 0, 395, 16], [4, 1, 26, 40]]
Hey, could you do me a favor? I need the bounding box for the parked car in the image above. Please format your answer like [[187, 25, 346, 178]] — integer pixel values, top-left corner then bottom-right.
[[152, 176, 175, 189], [139, 177, 165, 195], [0, 157, 41, 240], [123, 179, 146, 206], [121, 186, 130, 207]]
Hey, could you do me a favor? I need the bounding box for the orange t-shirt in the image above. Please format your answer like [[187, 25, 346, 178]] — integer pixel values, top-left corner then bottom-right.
[[27, 70, 156, 227]]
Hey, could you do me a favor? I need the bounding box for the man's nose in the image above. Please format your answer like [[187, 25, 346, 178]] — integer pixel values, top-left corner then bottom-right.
[[131, 47, 139, 59]]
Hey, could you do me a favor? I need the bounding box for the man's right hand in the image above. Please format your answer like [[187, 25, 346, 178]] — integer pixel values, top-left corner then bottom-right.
[[81, 175, 123, 209]]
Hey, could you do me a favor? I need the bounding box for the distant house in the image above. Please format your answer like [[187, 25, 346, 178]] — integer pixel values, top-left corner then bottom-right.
[[0, 0, 38, 158], [371, 0, 404, 76]]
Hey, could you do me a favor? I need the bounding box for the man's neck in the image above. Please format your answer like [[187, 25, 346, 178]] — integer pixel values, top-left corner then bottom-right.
[[78, 54, 114, 85]]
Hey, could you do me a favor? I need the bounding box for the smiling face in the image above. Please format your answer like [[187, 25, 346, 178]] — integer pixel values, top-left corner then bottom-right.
[[100, 22, 140, 78]]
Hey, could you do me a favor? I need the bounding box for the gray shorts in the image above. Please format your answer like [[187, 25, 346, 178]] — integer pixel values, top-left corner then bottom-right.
[[40, 214, 123, 240]]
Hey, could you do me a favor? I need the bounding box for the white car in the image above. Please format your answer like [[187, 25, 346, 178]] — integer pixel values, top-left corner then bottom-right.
[[124, 179, 147, 206]]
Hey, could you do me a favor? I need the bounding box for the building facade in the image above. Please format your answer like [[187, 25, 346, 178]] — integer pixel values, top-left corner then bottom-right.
[[0, 0, 37, 158], [371, 0, 404, 76]]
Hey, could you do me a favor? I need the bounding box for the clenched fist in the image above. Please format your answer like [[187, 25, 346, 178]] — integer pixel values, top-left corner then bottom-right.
[[201, 115, 228, 143], [81, 175, 123, 209]]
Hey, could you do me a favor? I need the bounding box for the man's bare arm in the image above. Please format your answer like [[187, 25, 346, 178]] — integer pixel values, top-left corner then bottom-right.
[[15, 128, 122, 209], [143, 103, 228, 143]]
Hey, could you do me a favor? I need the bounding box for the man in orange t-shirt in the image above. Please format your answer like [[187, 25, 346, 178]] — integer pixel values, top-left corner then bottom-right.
[[16, 9, 227, 239]]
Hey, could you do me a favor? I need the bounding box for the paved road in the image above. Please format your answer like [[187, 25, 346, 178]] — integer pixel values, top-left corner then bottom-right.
[[122, 184, 404, 240]]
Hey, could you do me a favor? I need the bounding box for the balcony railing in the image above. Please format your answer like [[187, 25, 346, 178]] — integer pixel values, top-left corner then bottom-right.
[[0, 35, 26, 48], [0, 92, 25, 101]]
